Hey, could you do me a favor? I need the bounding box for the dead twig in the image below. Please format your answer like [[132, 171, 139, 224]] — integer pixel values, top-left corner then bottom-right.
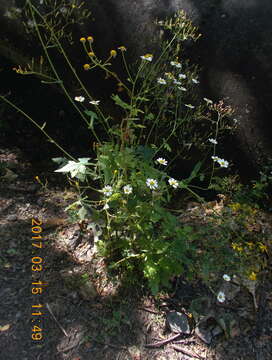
[[92, 337, 127, 350], [173, 339, 195, 345], [46, 302, 68, 337], [172, 344, 203, 359], [138, 307, 160, 314], [145, 333, 181, 348]]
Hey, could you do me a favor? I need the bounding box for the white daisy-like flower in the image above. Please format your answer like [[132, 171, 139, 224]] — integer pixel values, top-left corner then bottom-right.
[[185, 104, 195, 109], [123, 185, 133, 195], [192, 78, 200, 84], [211, 156, 220, 162], [102, 185, 113, 197], [140, 54, 153, 62], [74, 96, 85, 102], [168, 178, 179, 189], [208, 138, 218, 145], [156, 157, 168, 166], [173, 79, 182, 85], [170, 61, 182, 68], [178, 73, 187, 79], [146, 178, 158, 190], [217, 158, 229, 168], [217, 291, 226, 303], [157, 77, 167, 85], [223, 274, 231, 282], [204, 97, 213, 104], [178, 86, 187, 91], [89, 100, 100, 105]]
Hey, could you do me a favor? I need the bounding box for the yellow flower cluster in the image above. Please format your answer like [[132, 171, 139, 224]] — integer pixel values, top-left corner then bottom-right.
[[110, 49, 117, 58], [231, 243, 243, 252]]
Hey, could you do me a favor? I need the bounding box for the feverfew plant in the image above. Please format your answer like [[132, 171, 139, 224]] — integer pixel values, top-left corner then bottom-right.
[[1, 2, 237, 294]]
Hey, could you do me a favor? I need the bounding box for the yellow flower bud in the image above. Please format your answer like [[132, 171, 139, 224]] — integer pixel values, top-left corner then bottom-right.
[[248, 272, 257, 281], [87, 36, 94, 43], [118, 46, 127, 52], [80, 37, 86, 43], [110, 49, 117, 58], [83, 63, 91, 71], [88, 51, 95, 57]]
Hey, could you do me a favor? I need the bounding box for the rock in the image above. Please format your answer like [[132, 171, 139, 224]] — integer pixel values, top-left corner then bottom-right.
[[195, 325, 212, 344], [212, 325, 223, 337], [6, 214, 17, 221], [166, 311, 191, 334]]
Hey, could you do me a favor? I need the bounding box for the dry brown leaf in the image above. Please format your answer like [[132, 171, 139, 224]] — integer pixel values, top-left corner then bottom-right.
[[0, 324, 11, 332]]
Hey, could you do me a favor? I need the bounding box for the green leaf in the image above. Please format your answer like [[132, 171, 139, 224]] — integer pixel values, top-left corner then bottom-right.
[[185, 161, 202, 184], [84, 110, 98, 129], [52, 157, 68, 166], [111, 94, 133, 111], [163, 140, 171, 152]]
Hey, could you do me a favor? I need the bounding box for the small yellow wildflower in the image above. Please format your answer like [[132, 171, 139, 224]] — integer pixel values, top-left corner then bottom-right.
[[110, 49, 117, 58], [83, 63, 91, 71], [118, 46, 127, 52], [248, 272, 257, 281], [88, 51, 95, 57], [231, 243, 243, 252], [80, 37, 86, 43], [258, 243, 268, 253], [87, 36, 94, 43]]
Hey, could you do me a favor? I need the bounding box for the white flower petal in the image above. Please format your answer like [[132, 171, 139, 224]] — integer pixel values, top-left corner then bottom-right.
[[217, 291, 226, 303], [123, 185, 133, 195], [156, 157, 168, 166], [208, 138, 218, 145], [168, 178, 179, 189], [89, 100, 100, 105], [223, 274, 231, 282], [74, 96, 85, 102], [146, 178, 158, 190]]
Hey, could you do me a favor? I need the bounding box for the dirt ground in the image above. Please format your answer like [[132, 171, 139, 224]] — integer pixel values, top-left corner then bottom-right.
[[0, 146, 272, 360]]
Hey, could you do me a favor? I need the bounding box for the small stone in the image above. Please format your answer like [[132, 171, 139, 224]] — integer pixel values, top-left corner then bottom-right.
[[212, 325, 223, 337], [6, 214, 17, 221], [166, 311, 191, 334], [195, 326, 212, 344]]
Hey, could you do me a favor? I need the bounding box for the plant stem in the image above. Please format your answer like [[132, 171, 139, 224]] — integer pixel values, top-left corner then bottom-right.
[[0, 95, 75, 161]]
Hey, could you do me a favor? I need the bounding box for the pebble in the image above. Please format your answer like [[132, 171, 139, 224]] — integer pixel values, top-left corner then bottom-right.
[[6, 214, 17, 221]]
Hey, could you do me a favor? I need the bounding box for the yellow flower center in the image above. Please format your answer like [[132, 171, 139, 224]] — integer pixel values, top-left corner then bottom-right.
[[83, 64, 91, 71]]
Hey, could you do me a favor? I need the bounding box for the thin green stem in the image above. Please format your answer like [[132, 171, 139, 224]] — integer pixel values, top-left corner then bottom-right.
[[27, 1, 101, 143], [0, 95, 75, 161]]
